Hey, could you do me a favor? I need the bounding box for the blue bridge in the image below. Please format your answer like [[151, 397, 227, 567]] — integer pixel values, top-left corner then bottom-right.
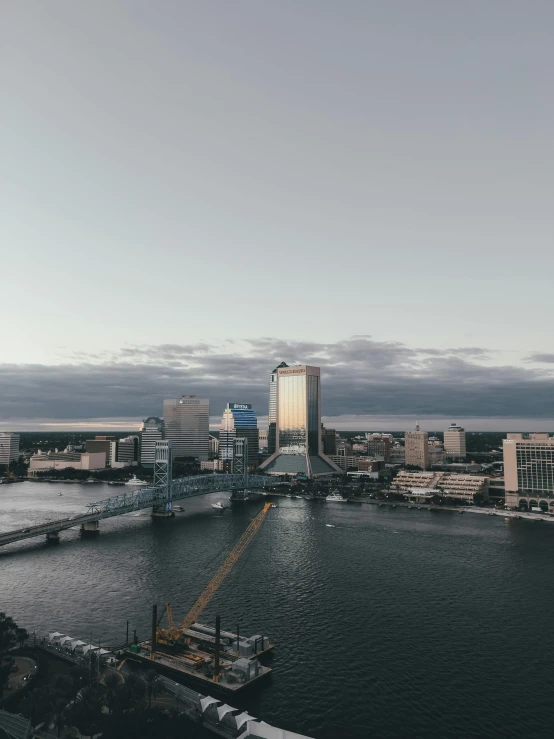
[[0, 473, 278, 549]]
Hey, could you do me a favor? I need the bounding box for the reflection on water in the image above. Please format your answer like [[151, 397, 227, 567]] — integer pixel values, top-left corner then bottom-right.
[[2, 482, 554, 738]]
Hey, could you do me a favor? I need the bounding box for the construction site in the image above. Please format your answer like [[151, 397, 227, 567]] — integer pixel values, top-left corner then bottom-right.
[[126, 501, 274, 693]]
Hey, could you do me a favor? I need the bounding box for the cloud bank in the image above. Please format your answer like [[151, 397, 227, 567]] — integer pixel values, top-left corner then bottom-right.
[[1, 337, 553, 426]]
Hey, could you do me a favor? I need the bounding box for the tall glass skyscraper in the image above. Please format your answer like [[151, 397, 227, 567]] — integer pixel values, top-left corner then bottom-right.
[[260, 365, 339, 478], [219, 403, 259, 471], [163, 396, 209, 460], [268, 362, 288, 456]]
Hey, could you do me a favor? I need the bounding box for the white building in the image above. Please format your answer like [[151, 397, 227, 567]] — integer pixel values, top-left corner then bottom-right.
[[140, 417, 164, 467], [163, 396, 209, 460], [209, 434, 220, 457], [0, 432, 20, 466], [258, 429, 268, 451], [201, 459, 224, 471], [444, 424, 467, 458], [391, 470, 489, 501], [28, 451, 106, 476]]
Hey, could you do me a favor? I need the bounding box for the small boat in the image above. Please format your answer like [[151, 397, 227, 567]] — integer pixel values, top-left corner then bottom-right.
[[271, 503, 277, 508], [211, 501, 225, 510], [125, 475, 149, 486], [326, 491, 347, 502], [325, 524, 335, 528], [58, 492, 63, 496], [173, 506, 186, 512], [286, 494, 292, 498]]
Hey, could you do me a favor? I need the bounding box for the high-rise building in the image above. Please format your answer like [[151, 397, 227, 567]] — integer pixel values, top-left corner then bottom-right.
[[365, 433, 392, 460], [268, 362, 288, 456], [0, 432, 20, 467], [444, 424, 466, 458], [322, 427, 337, 455], [140, 417, 164, 467], [404, 424, 429, 469], [219, 403, 259, 471], [116, 435, 139, 463], [209, 434, 220, 457], [260, 365, 340, 477], [258, 429, 268, 451], [503, 433, 554, 510], [85, 436, 116, 466], [163, 396, 209, 460]]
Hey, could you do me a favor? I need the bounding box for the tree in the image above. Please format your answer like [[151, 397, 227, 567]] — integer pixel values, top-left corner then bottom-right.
[[0, 612, 19, 702], [102, 672, 122, 714]]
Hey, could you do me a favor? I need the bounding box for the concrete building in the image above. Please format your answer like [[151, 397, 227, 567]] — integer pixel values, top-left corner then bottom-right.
[[404, 424, 429, 469], [391, 470, 489, 502], [28, 451, 106, 476], [258, 429, 268, 451], [260, 365, 340, 477], [0, 432, 20, 466], [365, 433, 392, 460], [200, 459, 224, 472], [163, 396, 209, 460], [503, 433, 554, 510], [444, 423, 467, 458], [140, 417, 164, 467], [85, 436, 115, 466], [209, 434, 220, 457], [268, 362, 288, 456], [116, 435, 139, 463], [219, 403, 259, 471]]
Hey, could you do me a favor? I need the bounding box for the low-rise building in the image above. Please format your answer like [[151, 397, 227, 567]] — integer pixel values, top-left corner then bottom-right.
[[391, 470, 489, 501], [28, 451, 106, 476], [200, 460, 224, 472]]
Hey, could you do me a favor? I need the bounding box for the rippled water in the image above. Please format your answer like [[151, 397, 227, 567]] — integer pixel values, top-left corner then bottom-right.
[[2, 482, 554, 738]]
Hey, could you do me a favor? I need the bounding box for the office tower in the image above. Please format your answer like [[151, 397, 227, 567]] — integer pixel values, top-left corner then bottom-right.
[[322, 427, 337, 455], [258, 429, 268, 450], [140, 417, 164, 467], [365, 433, 392, 460], [260, 365, 340, 477], [404, 423, 429, 469], [219, 403, 259, 471], [209, 434, 220, 457], [503, 433, 554, 510], [0, 432, 20, 466], [444, 423, 467, 458], [163, 395, 209, 460], [85, 436, 116, 466], [116, 435, 139, 463], [268, 362, 289, 455]]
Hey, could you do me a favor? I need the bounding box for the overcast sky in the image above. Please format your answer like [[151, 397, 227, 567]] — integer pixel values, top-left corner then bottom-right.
[[3, 1, 554, 429]]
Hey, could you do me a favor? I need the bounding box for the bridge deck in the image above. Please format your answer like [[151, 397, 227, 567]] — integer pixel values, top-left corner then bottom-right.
[[0, 474, 276, 548]]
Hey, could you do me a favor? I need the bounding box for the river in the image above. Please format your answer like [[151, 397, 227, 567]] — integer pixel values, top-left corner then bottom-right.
[[1, 481, 553, 738]]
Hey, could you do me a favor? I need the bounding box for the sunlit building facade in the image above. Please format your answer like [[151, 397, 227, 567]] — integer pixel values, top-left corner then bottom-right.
[[140, 417, 164, 467], [219, 403, 259, 471], [503, 433, 554, 510], [260, 365, 339, 477]]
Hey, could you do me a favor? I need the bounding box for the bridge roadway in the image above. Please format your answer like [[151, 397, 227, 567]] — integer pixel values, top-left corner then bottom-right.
[[0, 474, 276, 549]]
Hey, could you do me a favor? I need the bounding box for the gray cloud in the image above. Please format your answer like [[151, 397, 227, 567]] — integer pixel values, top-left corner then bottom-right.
[[2, 337, 554, 422], [527, 353, 554, 364]]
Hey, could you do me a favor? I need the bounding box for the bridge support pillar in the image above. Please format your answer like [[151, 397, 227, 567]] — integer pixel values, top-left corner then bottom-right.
[[46, 531, 60, 543], [152, 503, 174, 518], [80, 520, 100, 537]]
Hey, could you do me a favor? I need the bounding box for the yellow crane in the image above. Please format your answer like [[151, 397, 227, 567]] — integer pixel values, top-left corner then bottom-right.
[[156, 501, 272, 648]]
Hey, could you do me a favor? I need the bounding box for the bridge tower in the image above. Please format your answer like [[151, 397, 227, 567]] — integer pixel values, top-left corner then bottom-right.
[[230, 437, 248, 500], [152, 440, 174, 517]]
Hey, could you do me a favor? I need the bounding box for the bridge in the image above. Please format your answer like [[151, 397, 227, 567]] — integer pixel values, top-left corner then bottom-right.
[[0, 472, 278, 549]]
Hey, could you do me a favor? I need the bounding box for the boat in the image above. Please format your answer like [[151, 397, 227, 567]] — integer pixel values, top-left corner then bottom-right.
[[326, 491, 347, 502], [125, 475, 149, 486], [286, 494, 292, 498], [271, 504, 277, 508], [211, 501, 225, 510], [325, 524, 335, 528], [58, 492, 63, 496]]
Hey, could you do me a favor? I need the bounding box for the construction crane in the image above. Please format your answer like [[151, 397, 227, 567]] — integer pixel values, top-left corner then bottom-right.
[[156, 501, 272, 647]]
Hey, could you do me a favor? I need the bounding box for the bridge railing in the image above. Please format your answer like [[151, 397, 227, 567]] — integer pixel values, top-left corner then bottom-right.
[[87, 474, 279, 517]]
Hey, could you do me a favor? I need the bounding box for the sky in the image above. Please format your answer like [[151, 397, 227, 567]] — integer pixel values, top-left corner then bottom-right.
[[2, 1, 554, 430]]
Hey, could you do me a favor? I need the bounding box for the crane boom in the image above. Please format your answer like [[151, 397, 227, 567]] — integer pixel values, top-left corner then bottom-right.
[[176, 502, 272, 637]]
